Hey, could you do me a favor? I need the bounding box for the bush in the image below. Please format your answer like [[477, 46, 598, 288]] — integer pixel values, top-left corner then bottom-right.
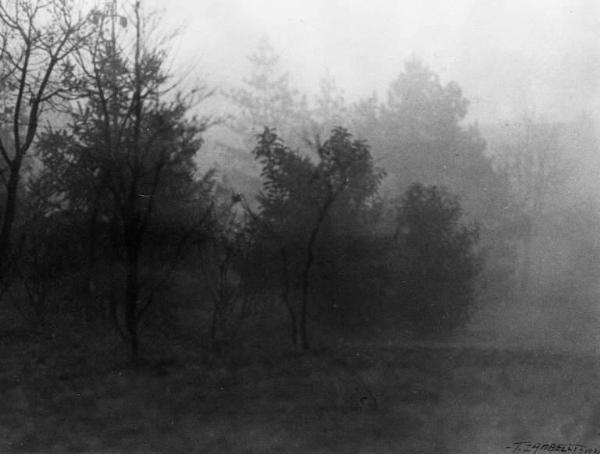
[[392, 183, 481, 337], [13, 212, 85, 324], [311, 230, 388, 334]]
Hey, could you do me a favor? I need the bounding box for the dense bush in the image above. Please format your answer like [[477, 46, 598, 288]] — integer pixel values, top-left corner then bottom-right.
[[391, 183, 481, 337]]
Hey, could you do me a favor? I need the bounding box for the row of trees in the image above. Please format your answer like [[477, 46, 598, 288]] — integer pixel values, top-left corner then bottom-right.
[[0, 0, 215, 358], [5, 2, 584, 359], [220, 40, 519, 309], [215, 38, 600, 346], [204, 125, 481, 350], [221, 38, 599, 312]]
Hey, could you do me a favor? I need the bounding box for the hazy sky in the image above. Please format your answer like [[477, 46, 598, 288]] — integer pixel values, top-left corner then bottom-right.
[[148, 0, 600, 124]]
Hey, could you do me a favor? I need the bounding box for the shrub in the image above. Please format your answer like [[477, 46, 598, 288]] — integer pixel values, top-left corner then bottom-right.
[[393, 182, 481, 337]]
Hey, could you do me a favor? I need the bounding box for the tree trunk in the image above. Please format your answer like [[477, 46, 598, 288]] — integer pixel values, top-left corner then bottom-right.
[[298, 197, 335, 351], [299, 270, 311, 351], [299, 229, 319, 351], [81, 206, 99, 321], [85, 206, 99, 294], [0, 163, 22, 277], [280, 248, 297, 347], [125, 241, 140, 362]]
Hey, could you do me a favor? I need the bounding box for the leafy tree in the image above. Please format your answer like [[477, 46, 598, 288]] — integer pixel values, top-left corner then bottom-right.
[[353, 57, 519, 306], [392, 183, 480, 336], [252, 127, 383, 350], [378, 58, 491, 206], [310, 208, 387, 333], [34, 1, 211, 359]]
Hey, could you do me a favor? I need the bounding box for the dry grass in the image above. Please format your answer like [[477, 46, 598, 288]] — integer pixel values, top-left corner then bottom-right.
[[1, 323, 600, 453]]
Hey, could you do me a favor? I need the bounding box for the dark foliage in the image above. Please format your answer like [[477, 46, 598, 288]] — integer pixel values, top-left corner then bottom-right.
[[392, 183, 481, 337], [250, 126, 383, 348]]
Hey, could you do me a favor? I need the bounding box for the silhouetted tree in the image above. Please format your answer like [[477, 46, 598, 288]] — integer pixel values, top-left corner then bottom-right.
[[353, 57, 518, 307], [0, 0, 91, 290], [252, 127, 383, 350], [34, 1, 211, 360], [392, 183, 480, 336]]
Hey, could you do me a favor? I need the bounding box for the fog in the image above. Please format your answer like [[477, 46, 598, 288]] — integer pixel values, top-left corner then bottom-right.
[[154, 0, 600, 124], [3, 1, 600, 451], [145, 0, 600, 352]]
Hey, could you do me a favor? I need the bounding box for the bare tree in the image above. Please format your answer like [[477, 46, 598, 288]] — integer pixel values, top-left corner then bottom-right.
[[0, 0, 90, 285], [197, 199, 262, 352], [498, 115, 567, 294]]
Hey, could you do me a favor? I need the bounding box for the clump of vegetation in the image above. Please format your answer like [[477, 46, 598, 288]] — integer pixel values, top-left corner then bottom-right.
[[249, 126, 383, 350], [1, 2, 599, 453], [392, 183, 481, 337]]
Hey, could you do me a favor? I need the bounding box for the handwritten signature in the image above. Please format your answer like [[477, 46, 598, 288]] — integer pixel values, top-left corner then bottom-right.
[[506, 442, 600, 453]]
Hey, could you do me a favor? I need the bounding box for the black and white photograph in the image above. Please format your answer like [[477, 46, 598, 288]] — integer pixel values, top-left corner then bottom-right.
[[1, 0, 600, 452]]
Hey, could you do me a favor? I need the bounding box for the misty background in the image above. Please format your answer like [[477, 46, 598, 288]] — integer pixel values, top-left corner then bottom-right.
[[3, 1, 600, 452], [153, 0, 600, 124], [153, 0, 600, 351]]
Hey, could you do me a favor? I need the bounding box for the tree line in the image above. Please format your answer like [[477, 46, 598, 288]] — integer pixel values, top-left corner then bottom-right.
[[1, 1, 594, 360]]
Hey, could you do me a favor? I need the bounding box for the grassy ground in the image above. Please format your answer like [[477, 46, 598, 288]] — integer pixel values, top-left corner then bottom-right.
[[1, 319, 600, 453]]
